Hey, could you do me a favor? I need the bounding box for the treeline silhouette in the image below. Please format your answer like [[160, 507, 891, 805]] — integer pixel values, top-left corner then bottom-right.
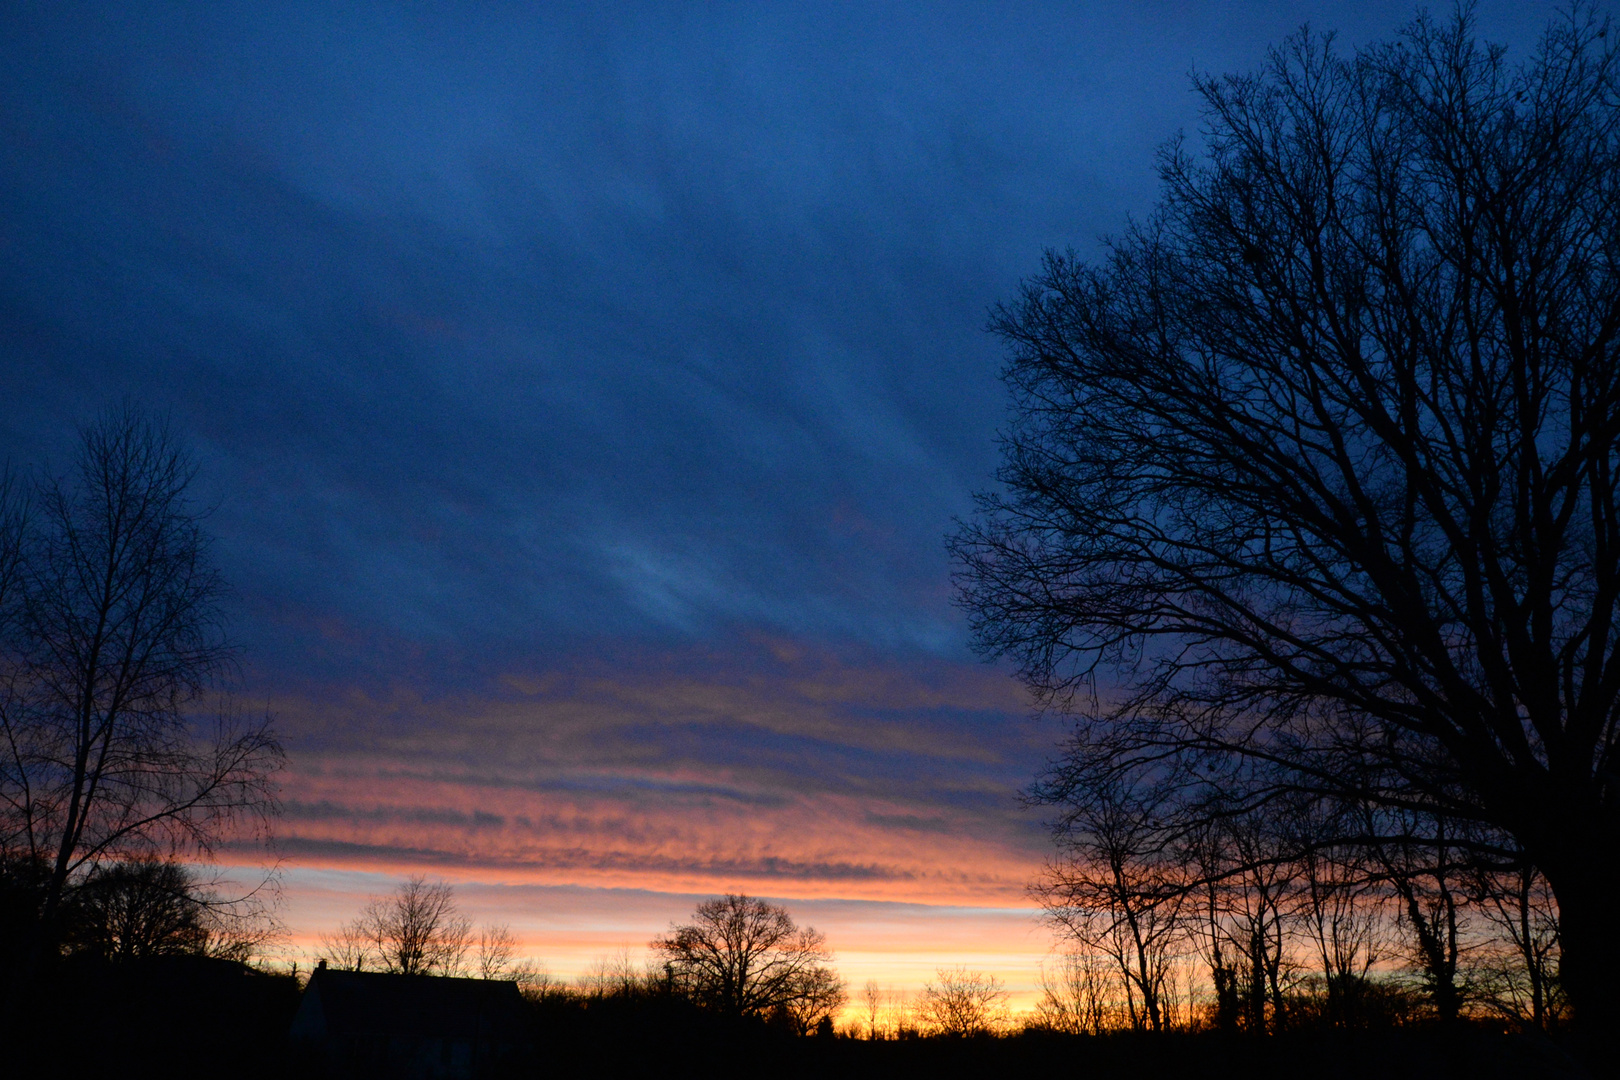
[[449, 945, 1584, 1080], [0, 862, 1586, 1079]]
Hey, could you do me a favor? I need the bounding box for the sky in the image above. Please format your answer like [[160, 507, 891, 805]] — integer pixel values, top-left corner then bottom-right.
[[0, 0, 1563, 1013]]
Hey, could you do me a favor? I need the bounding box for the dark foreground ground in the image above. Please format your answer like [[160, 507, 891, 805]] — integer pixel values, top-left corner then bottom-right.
[[2, 958, 1596, 1080]]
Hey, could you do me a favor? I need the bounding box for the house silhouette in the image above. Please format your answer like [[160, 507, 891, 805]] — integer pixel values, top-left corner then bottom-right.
[[290, 964, 531, 1078]]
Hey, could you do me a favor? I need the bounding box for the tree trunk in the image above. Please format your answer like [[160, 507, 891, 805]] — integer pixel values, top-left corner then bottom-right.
[[1544, 850, 1620, 1056]]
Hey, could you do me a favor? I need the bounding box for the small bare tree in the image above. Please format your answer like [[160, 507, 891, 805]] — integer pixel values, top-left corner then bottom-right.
[[1472, 858, 1566, 1031], [862, 979, 885, 1039], [318, 918, 374, 972], [1293, 843, 1388, 1029], [512, 963, 560, 1002], [1036, 773, 1185, 1032], [323, 876, 471, 977], [917, 966, 1009, 1036], [476, 922, 518, 980], [1032, 952, 1111, 1035], [1206, 812, 1301, 1034], [1365, 811, 1474, 1025], [470, 922, 551, 989], [70, 856, 207, 960], [63, 854, 279, 964], [369, 876, 470, 976]]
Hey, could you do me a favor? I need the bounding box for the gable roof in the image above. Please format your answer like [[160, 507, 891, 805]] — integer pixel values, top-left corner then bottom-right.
[[293, 969, 528, 1041]]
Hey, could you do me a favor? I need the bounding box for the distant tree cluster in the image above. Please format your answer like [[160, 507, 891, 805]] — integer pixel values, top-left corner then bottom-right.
[[1026, 785, 1563, 1035], [0, 406, 282, 1001], [952, 5, 1619, 1051]]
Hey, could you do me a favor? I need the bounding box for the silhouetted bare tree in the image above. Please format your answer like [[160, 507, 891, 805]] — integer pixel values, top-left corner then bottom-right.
[[575, 947, 648, 999], [862, 978, 885, 1039], [1032, 952, 1111, 1035], [0, 407, 281, 1001], [1471, 855, 1566, 1030], [477, 922, 518, 980], [318, 918, 373, 972], [1201, 811, 1300, 1033], [953, 6, 1620, 1041], [651, 893, 845, 1032], [324, 875, 472, 976], [1035, 773, 1184, 1031], [916, 966, 1009, 1036], [1364, 810, 1473, 1024], [1290, 811, 1389, 1029]]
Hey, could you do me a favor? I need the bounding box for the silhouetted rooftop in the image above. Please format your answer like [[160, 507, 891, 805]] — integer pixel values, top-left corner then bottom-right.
[[290, 968, 528, 1042]]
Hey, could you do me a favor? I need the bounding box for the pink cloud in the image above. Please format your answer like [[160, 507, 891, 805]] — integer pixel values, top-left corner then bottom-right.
[[260, 638, 1051, 907]]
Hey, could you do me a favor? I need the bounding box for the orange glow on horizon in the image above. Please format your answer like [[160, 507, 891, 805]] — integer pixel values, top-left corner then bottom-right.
[[255, 866, 1059, 1020]]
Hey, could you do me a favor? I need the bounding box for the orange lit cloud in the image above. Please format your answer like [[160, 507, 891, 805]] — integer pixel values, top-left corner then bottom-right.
[[265, 639, 1049, 905]]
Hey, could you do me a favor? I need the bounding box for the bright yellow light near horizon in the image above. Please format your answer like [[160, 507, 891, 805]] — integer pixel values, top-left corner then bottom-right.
[[252, 865, 1062, 1022]]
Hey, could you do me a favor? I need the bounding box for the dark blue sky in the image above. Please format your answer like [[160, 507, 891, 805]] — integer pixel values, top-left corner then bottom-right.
[[2, 1, 1553, 670], [0, 2, 1567, 953]]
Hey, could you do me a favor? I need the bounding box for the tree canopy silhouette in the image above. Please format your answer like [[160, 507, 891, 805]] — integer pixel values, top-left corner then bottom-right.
[[652, 893, 845, 1032], [952, 6, 1620, 1042]]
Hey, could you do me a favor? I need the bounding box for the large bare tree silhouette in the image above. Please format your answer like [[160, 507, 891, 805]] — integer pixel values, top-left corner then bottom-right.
[[954, 7, 1620, 1043]]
